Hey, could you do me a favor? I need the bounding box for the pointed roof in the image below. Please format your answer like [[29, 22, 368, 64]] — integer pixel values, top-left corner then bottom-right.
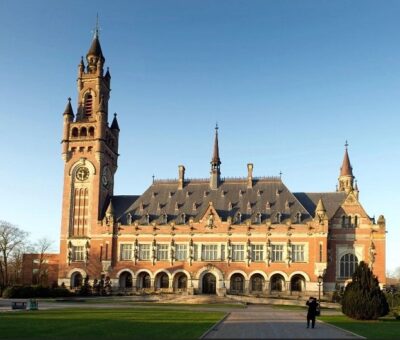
[[111, 113, 120, 131], [315, 198, 326, 213], [340, 141, 353, 176], [87, 35, 103, 58], [211, 124, 221, 165], [63, 97, 74, 116], [106, 199, 114, 216]]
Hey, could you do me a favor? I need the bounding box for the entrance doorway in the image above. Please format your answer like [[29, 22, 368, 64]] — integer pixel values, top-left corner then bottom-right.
[[202, 273, 216, 294]]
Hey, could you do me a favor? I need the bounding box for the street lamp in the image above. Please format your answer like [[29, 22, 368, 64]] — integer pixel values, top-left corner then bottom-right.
[[317, 275, 323, 302]]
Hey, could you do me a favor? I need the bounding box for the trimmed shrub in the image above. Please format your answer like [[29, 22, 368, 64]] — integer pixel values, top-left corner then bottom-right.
[[342, 261, 389, 320], [2, 285, 73, 298]]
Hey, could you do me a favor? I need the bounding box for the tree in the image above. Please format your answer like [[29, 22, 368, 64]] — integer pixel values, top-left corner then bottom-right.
[[342, 261, 389, 320], [0, 221, 29, 290], [33, 238, 53, 285]]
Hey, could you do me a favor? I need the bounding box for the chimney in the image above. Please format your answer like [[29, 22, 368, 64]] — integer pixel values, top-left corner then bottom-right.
[[247, 163, 253, 189], [178, 165, 185, 190]]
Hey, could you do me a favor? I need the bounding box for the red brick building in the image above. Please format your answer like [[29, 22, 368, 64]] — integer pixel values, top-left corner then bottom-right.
[[56, 31, 386, 296], [22, 254, 59, 286]]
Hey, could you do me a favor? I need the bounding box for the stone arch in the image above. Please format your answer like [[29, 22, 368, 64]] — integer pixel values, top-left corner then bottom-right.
[[290, 274, 306, 292], [249, 273, 266, 293], [229, 273, 245, 294], [136, 269, 153, 289], [68, 268, 87, 289], [270, 273, 287, 292], [172, 269, 191, 292], [117, 269, 135, 289], [154, 270, 171, 290], [227, 270, 248, 281], [196, 265, 224, 294], [289, 271, 310, 282]]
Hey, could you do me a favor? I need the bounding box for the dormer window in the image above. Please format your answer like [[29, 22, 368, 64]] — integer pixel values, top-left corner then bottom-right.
[[192, 203, 197, 211], [256, 212, 262, 224], [276, 212, 282, 224], [181, 213, 186, 224], [145, 213, 150, 224], [296, 212, 302, 224], [162, 214, 168, 224], [228, 202, 232, 211], [236, 212, 242, 224], [126, 213, 132, 225]]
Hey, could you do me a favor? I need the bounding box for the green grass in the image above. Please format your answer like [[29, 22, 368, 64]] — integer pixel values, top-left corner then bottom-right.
[[0, 308, 225, 340], [320, 315, 400, 339]]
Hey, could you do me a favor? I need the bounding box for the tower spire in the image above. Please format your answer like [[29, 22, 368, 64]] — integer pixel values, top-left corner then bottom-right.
[[86, 16, 104, 74], [210, 123, 221, 190], [338, 141, 355, 193]]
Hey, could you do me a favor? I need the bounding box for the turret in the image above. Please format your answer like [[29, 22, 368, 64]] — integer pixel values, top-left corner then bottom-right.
[[338, 141, 355, 194], [210, 124, 221, 190]]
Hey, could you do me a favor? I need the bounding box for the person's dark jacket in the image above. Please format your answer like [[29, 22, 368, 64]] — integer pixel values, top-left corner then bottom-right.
[[306, 299, 318, 317]]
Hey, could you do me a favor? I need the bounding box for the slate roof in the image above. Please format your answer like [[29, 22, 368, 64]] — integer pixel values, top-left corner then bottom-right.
[[293, 192, 346, 219], [112, 177, 320, 225]]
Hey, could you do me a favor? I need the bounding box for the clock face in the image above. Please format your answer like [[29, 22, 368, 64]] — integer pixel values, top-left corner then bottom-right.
[[102, 166, 112, 188], [76, 167, 89, 181]]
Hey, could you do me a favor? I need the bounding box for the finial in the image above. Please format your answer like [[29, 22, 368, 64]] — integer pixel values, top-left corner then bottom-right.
[[114, 112, 117, 118], [345, 140, 349, 150], [152, 174, 155, 183], [68, 97, 71, 102], [279, 170, 283, 179], [215, 122, 219, 131], [92, 13, 101, 38]]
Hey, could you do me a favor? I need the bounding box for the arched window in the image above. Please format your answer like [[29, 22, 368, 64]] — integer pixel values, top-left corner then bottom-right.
[[341, 215, 346, 228], [230, 274, 244, 293], [354, 215, 359, 227], [160, 273, 169, 288], [340, 253, 358, 278], [296, 212, 302, 224], [348, 216, 352, 228], [84, 93, 93, 116], [236, 212, 242, 224], [250, 274, 264, 292], [88, 126, 95, 137], [276, 213, 282, 224], [80, 127, 87, 137], [71, 127, 78, 137], [255, 212, 262, 224]]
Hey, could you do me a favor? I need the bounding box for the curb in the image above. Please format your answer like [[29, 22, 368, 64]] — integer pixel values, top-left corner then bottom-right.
[[199, 312, 231, 339], [318, 319, 366, 339]]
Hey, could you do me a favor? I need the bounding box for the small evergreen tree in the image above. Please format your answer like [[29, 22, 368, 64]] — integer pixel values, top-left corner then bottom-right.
[[342, 261, 389, 320]]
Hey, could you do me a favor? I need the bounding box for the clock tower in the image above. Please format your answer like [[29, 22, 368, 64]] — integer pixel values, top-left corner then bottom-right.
[[59, 27, 119, 283]]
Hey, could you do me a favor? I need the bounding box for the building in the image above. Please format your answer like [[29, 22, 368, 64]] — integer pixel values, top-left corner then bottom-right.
[[56, 30, 386, 296], [22, 254, 59, 286]]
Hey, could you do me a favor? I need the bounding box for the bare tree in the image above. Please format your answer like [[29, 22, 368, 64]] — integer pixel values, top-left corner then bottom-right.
[[33, 237, 53, 285], [0, 220, 29, 289]]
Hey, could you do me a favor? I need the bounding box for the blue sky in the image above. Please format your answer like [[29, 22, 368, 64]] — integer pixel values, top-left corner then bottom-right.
[[0, 0, 399, 274]]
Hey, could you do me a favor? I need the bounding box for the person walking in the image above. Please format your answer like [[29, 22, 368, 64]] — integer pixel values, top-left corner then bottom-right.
[[306, 296, 318, 328]]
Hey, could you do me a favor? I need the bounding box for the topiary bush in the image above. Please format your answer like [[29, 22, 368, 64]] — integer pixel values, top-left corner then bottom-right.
[[342, 261, 389, 320]]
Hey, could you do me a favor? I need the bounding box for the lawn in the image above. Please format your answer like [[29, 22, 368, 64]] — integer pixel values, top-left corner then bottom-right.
[[0, 308, 225, 340], [320, 315, 400, 339]]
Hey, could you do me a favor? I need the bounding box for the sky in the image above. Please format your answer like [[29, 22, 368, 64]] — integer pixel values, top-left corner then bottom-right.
[[0, 0, 399, 274]]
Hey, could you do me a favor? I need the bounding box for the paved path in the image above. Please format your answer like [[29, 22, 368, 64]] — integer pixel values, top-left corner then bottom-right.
[[203, 305, 364, 339]]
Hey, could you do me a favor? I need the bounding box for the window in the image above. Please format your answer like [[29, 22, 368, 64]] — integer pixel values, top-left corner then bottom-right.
[[157, 244, 169, 261], [319, 244, 323, 262], [202, 244, 218, 261], [232, 244, 245, 262], [72, 246, 84, 261], [251, 244, 264, 262], [296, 212, 302, 224], [84, 94, 93, 116], [276, 213, 282, 224], [255, 212, 262, 224], [341, 215, 346, 228], [175, 244, 187, 261], [340, 253, 358, 278], [291, 244, 305, 262], [271, 244, 284, 262], [354, 215, 359, 227], [120, 244, 133, 261], [139, 244, 150, 260]]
